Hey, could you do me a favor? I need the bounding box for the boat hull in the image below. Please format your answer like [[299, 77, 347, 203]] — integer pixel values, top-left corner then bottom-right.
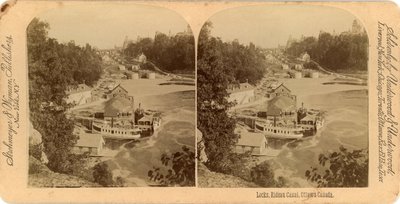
[[92, 123, 141, 139]]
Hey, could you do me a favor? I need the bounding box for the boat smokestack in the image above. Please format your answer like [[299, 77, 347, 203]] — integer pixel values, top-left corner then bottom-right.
[[132, 97, 135, 127]]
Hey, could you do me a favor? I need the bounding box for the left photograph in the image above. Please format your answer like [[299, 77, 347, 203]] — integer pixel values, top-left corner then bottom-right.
[[28, 4, 195, 187]]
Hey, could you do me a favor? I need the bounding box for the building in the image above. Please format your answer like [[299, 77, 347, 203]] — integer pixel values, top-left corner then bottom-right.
[[309, 72, 319, 78], [118, 65, 126, 71], [66, 84, 92, 106], [281, 63, 289, 70], [72, 134, 105, 156], [267, 95, 297, 116], [235, 131, 268, 156], [289, 71, 302, 79], [258, 95, 297, 119], [137, 53, 147, 63], [131, 72, 139, 79], [147, 72, 156, 79], [301, 52, 311, 63], [107, 84, 129, 99], [131, 64, 140, 71], [294, 64, 303, 70], [103, 96, 134, 125], [266, 83, 296, 100], [227, 82, 255, 105]]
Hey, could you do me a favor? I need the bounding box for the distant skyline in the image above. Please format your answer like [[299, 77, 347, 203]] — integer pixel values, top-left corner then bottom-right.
[[208, 5, 362, 48], [37, 4, 190, 49]]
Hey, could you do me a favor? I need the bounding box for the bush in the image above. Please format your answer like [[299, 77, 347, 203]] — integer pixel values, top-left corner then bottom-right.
[[305, 146, 368, 187], [250, 161, 275, 187], [148, 146, 195, 186], [93, 162, 114, 187]]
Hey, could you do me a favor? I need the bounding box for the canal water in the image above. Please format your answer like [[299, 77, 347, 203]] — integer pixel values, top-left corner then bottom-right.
[[104, 90, 195, 187], [264, 89, 368, 187]]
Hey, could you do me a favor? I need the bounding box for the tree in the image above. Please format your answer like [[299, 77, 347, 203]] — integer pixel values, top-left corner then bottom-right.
[[305, 146, 368, 187], [197, 21, 239, 172], [148, 146, 195, 186], [93, 162, 114, 187], [28, 18, 102, 172], [123, 29, 195, 73], [286, 31, 368, 72]]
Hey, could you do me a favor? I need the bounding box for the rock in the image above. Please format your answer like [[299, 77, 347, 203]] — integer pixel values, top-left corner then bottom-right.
[[29, 122, 42, 146], [196, 129, 208, 163], [29, 121, 48, 164]]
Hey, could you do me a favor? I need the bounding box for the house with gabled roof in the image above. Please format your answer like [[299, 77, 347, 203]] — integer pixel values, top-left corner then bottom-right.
[[266, 83, 296, 101], [107, 84, 129, 99], [72, 134, 105, 156]]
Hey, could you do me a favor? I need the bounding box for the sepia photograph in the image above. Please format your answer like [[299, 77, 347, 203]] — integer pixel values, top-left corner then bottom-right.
[[27, 4, 195, 187], [0, 0, 400, 203], [197, 5, 369, 188]]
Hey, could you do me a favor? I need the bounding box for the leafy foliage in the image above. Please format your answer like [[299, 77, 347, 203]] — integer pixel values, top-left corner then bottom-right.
[[28, 18, 102, 172], [250, 161, 288, 187], [148, 146, 195, 186], [124, 31, 195, 73], [286, 31, 368, 72], [305, 146, 368, 187], [93, 162, 114, 187]]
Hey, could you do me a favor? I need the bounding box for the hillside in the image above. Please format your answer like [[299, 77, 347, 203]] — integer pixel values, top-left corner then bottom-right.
[[197, 163, 259, 188], [28, 156, 100, 188]]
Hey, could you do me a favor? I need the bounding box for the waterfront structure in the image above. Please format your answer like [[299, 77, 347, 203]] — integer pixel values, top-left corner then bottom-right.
[[290, 71, 302, 79], [72, 134, 105, 156], [66, 84, 92, 106], [147, 72, 156, 79], [235, 131, 268, 155], [227, 82, 255, 105], [131, 72, 139, 79], [266, 83, 296, 101], [103, 96, 134, 124], [258, 95, 297, 119], [107, 84, 130, 99], [309, 72, 319, 78], [119, 64, 126, 71]]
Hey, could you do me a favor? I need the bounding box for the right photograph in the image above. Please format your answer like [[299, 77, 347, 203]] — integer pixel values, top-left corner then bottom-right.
[[197, 5, 369, 188]]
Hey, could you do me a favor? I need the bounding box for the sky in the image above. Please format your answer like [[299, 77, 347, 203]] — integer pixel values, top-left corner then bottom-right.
[[38, 4, 189, 49], [208, 5, 362, 48]]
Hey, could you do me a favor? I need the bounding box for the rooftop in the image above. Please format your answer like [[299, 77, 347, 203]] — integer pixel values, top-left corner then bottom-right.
[[75, 134, 104, 148], [267, 95, 296, 114], [236, 131, 265, 147], [67, 84, 91, 94], [227, 82, 255, 94], [104, 96, 132, 117]]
